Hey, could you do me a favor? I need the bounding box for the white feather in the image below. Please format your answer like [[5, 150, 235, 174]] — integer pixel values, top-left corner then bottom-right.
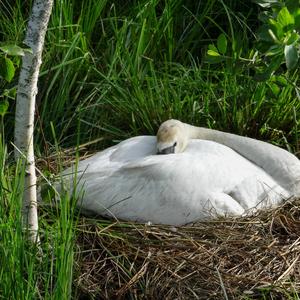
[[61, 135, 292, 225]]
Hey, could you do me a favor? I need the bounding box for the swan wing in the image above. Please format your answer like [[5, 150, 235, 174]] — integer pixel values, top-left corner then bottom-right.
[[204, 128, 300, 195]]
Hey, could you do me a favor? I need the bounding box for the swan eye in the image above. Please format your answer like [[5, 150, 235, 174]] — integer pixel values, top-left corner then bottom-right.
[[173, 142, 177, 147]]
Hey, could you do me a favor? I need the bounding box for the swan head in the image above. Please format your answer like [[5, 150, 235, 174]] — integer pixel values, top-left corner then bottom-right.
[[156, 119, 188, 154]]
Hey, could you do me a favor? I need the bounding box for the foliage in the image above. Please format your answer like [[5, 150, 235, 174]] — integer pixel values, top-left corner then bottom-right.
[[256, 0, 300, 74], [0, 0, 298, 152], [206, 0, 300, 80], [0, 137, 78, 299], [0, 45, 24, 117], [0, 44, 33, 130]]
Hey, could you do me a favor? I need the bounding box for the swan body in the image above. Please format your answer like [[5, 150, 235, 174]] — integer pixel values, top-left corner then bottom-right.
[[60, 120, 300, 225]]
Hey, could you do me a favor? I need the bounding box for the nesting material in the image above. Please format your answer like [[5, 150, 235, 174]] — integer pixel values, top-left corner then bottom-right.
[[74, 198, 300, 299]]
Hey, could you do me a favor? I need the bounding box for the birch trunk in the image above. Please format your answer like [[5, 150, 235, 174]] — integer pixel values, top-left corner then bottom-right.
[[14, 0, 53, 243]]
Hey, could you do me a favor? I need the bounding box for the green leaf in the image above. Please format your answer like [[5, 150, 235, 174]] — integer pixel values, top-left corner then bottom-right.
[[0, 44, 26, 56], [207, 49, 220, 56], [204, 54, 225, 64], [0, 99, 9, 117], [284, 44, 298, 70], [277, 7, 294, 31], [268, 19, 283, 40], [0, 57, 15, 82], [217, 34, 227, 55], [208, 44, 219, 52]]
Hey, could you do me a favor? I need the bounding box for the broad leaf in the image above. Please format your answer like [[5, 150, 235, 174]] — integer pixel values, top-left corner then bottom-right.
[[277, 7, 294, 31], [207, 49, 220, 56], [284, 44, 298, 70], [204, 54, 225, 64], [0, 57, 15, 82], [268, 19, 283, 40], [217, 34, 227, 55], [208, 44, 219, 52], [0, 44, 25, 56]]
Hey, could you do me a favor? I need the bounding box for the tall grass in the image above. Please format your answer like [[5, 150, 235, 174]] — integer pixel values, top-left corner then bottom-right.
[[0, 136, 78, 299], [1, 0, 298, 150]]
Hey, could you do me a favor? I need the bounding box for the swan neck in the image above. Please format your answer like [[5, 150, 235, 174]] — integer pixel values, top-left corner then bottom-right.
[[185, 124, 221, 141]]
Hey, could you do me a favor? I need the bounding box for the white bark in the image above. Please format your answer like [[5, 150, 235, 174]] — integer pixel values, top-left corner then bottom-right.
[[14, 0, 53, 243]]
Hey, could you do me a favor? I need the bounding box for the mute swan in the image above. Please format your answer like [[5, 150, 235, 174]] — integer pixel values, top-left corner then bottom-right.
[[60, 120, 300, 225]]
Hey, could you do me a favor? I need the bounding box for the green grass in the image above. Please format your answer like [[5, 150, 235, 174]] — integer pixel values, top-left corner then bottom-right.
[[0, 0, 299, 298], [0, 136, 77, 299], [1, 0, 298, 150]]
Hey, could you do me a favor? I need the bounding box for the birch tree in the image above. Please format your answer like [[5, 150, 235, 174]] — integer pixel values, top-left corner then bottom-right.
[[14, 0, 54, 243]]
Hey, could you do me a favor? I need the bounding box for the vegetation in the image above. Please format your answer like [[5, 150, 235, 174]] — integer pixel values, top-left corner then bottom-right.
[[0, 0, 299, 298]]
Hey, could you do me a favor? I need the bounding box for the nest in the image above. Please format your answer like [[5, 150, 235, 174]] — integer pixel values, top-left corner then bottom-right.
[[73, 198, 300, 300]]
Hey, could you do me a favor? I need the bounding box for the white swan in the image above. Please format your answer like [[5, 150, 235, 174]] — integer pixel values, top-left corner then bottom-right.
[[60, 119, 300, 225]]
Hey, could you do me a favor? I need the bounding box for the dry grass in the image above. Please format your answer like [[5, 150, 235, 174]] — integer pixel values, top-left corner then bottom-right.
[[73, 198, 300, 300]]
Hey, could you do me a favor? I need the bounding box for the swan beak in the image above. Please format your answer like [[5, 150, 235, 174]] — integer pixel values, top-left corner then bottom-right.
[[157, 145, 175, 155]]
